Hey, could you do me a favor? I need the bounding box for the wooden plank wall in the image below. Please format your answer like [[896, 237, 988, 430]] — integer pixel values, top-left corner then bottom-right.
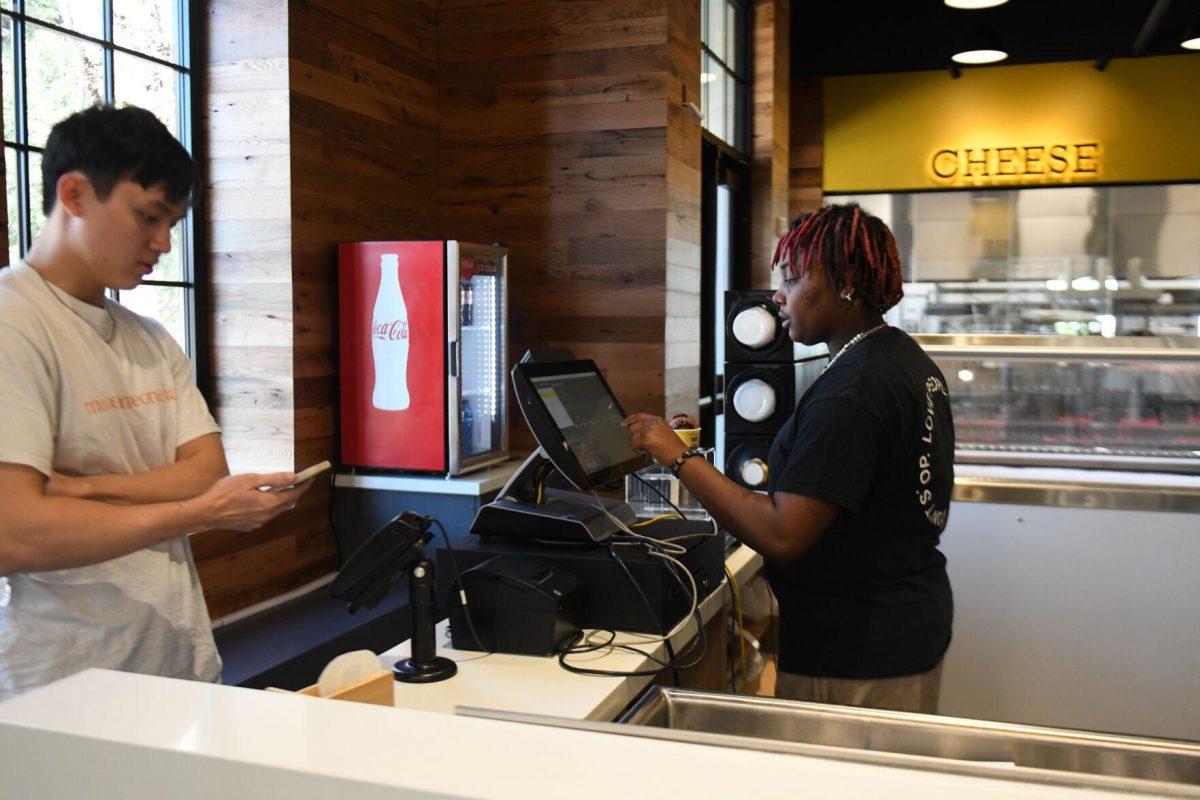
[[288, 0, 440, 468], [437, 0, 689, 449], [750, 0, 789, 290], [664, 0, 703, 416], [195, 0, 703, 616], [788, 75, 823, 219], [195, 0, 441, 619], [195, 0, 323, 618]]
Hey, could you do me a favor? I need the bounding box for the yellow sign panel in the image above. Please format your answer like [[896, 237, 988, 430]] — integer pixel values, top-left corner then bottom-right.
[[824, 55, 1200, 193]]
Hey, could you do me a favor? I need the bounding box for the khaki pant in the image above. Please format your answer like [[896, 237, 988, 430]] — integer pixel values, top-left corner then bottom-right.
[[775, 660, 944, 714]]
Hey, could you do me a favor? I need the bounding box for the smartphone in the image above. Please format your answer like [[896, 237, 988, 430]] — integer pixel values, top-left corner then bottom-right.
[[261, 460, 332, 492]]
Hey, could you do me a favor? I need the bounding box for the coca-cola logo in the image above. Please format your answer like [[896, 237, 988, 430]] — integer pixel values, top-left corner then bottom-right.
[[463, 256, 498, 276], [372, 319, 409, 341]]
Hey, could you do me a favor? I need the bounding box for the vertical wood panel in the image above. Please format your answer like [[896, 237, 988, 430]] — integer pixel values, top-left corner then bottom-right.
[[287, 0, 441, 604], [196, 0, 312, 618], [199, 0, 441, 618], [789, 75, 823, 220], [750, 0, 789, 290], [664, 0, 702, 416], [439, 0, 694, 448], [203, 0, 294, 478]]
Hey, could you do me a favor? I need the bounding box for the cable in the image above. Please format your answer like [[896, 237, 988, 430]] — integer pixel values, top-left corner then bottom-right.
[[725, 563, 746, 691], [556, 630, 672, 677], [562, 491, 706, 679], [631, 513, 682, 528], [612, 529, 688, 555], [608, 542, 681, 686], [591, 490, 687, 556], [533, 460, 553, 504], [428, 517, 489, 654], [650, 548, 708, 670]]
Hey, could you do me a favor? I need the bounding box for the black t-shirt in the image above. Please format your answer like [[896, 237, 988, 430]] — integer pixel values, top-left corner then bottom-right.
[[765, 327, 955, 679]]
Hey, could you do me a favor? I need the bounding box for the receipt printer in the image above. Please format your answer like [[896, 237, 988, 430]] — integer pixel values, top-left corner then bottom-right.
[[448, 555, 583, 656]]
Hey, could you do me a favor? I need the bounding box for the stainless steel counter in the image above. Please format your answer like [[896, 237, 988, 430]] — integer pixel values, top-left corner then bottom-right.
[[953, 471, 1200, 513], [462, 687, 1200, 797]]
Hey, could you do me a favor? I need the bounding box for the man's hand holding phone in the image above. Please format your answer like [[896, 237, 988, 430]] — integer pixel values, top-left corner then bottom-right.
[[260, 460, 332, 492], [179, 461, 330, 533]]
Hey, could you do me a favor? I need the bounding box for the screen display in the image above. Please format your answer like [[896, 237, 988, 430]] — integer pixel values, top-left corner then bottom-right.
[[529, 372, 642, 478]]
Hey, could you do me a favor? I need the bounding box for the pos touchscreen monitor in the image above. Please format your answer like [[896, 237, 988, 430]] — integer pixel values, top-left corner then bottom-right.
[[512, 360, 648, 491]]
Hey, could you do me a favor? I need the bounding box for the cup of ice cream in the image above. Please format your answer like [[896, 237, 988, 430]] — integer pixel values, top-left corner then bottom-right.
[[670, 413, 701, 449]]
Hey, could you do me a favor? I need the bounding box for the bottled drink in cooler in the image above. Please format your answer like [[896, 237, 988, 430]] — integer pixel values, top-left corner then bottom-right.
[[461, 397, 474, 454], [461, 279, 473, 327], [371, 253, 411, 410]]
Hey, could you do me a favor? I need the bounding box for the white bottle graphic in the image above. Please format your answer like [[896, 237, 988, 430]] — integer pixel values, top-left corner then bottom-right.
[[371, 253, 410, 410]]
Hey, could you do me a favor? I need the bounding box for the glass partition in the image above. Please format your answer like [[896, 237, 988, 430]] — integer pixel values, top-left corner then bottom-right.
[[831, 185, 1200, 474], [837, 184, 1200, 339]]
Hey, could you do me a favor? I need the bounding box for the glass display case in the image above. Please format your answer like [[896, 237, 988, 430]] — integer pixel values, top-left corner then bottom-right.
[[832, 183, 1200, 476], [918, 335, 1200, 473]]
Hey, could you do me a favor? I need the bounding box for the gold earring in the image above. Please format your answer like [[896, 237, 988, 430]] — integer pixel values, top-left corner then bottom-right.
[[840, 289, 855, 303]]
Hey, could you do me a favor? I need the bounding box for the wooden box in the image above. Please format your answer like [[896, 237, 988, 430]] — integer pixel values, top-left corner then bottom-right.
[[269, 669, 393, 707]]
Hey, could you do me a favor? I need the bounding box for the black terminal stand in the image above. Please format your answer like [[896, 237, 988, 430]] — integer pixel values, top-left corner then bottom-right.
[[392, 559, 457, 683], [330, 511, 457, 684], [468, 448, 637, 543]]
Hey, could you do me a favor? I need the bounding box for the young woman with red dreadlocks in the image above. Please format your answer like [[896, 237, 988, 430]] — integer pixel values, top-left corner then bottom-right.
[[624, 203, 955, 713]]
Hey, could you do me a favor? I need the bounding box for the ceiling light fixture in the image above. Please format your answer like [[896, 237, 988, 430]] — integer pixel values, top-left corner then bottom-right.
[[945, 0, 1008, 8], [1183, 13, 1200, 50], [952, 20, 1008, 64]]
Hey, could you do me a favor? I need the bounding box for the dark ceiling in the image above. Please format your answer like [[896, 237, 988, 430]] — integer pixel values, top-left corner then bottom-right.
[[791, 0, 1200, 77]]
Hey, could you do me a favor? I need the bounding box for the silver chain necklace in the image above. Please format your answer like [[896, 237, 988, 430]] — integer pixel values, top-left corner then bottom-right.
[[822, 322, 888, 375]]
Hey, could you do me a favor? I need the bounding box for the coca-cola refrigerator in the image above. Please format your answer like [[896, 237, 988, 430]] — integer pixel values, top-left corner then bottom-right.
[[338, 240, 508, 475]]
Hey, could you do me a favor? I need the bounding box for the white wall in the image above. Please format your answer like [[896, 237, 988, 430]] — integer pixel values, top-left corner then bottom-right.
[[938, 501, 1200, 742]]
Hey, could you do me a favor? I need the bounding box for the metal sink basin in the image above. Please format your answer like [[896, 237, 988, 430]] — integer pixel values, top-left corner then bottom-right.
[[460, 688, 1200, 797], [619, 687, 1200, 793]]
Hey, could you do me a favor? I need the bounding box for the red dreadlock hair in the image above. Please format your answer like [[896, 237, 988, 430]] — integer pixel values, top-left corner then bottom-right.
[[771, 203, 904, 313]]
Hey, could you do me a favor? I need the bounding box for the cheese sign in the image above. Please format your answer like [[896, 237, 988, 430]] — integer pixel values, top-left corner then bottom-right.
[[930, 143, 1099, 184], [823, 56, 1200, 193]]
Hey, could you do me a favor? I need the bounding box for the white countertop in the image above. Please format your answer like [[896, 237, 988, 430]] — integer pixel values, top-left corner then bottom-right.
[[0, 668, 1164, 800], [381, 541, 763, 721], [334, 460, 522, 496]]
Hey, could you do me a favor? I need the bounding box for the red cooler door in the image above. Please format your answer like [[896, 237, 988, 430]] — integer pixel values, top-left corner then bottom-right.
[[339, 240, 446, 471]]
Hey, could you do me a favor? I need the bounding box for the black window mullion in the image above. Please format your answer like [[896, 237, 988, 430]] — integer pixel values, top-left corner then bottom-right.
[[700, 44, 748, 85], [102, 0, 114, 104], [698, 0, 749, 157], [138, 283, 192, 292], [12, 0, 32, 255], [0, 8, 189, 74]]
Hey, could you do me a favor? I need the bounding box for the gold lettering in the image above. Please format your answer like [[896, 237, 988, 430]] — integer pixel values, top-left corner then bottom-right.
[[995, 147, 1018, 175], [964, 148, 989, 177], [1076, 142, 1099, 173], [931, 142, 1100, 184], [932, 149, 959, 179], [1024, 145, 1044, 174], [1048, 144, 1070, 174]]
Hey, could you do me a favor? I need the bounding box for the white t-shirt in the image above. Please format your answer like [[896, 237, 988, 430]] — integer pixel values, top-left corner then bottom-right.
[[0, 262, 223, 701]]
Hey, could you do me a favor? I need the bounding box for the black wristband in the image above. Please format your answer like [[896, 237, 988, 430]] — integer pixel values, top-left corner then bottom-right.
[[668, 448, 701, 476]]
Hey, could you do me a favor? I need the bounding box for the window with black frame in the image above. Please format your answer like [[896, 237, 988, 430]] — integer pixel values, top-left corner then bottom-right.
[[1, 0, 195, 357], [700, 0, 748, 153]]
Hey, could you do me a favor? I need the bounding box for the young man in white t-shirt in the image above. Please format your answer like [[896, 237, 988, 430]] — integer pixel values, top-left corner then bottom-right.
[[0, 105, 309, 701]]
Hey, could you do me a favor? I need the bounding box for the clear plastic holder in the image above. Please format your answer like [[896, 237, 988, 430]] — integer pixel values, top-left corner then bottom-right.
[[624, 447, 714, 521]]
